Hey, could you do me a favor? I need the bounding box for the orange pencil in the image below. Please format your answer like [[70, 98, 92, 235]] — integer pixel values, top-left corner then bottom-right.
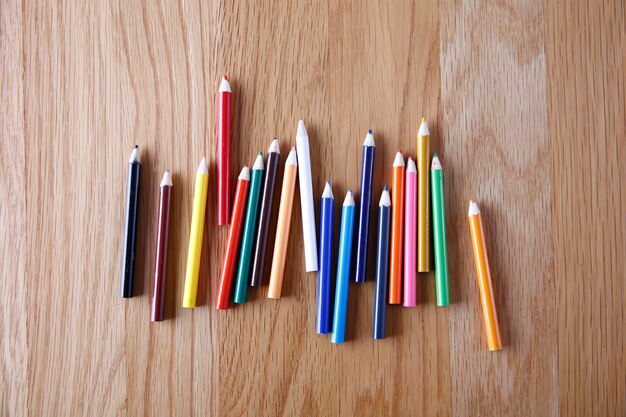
[[267, 147, 298, 299], [215, 166, 250, 310], [468, 200, 502, 351], [389, 151, 405, 304]]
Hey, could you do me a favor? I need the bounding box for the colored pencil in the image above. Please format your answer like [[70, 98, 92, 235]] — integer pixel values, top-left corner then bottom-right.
[[316, 181, 334, 334], [182, 158, 209, 308], [217, 75, 232, 226], [233, 154, 265, 304], [150, 171, 172, 321], [331, 190, 355, 344], [296, 120, 318, 272], [267, 147, 298, 299], [121, 145, 141, 298], [389, 151, 405, 304], [404, 157, 417, 307], [431, 154, 450, 306], [251, 139, 280, 287], [468, 200, 502, 351], [216, 166, 250, 310], [417, 118, 430, 271], [354, 130, 375, 283], [373, 186, 391, 339]]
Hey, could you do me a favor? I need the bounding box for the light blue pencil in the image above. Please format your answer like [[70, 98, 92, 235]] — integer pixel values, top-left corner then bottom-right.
[[331, 190, 356, 344]]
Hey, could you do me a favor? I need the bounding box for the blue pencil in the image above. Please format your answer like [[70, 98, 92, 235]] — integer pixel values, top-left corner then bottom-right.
[[354, 130, 375, 283], [373, 186, 391, 339], [316, 181, 334, 334], [331, 190, 356, 344]]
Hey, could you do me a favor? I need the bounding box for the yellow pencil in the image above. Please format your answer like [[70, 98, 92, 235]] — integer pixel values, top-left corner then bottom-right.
[[267, 147, 297, 299], [417, 117, 430, 272], [182, 157, 209, 308]]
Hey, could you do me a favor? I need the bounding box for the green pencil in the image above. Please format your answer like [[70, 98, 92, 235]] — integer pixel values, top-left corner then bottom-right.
[[233, 153, 265, 303], [431, 153, 450, 306]]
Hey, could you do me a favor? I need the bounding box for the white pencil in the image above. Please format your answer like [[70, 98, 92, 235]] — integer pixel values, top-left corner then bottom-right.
[[296, 120, 319, 272]]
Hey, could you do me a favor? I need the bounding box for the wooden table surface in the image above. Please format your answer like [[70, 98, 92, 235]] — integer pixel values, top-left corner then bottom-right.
[[2, 1, 625, 416]]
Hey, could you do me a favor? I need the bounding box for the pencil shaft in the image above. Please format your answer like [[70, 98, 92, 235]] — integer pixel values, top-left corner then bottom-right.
[[389, 165, 405, 304], [417, 135, 430, 271], [151, 184, 171, 321], [469, 210, 502, 350], [431, 169, 450, 306], [267, 159, 297, 299], [182, 170, 209, 308], [355, 144, 375, 283], [216, 175, 250, 309], [331, 202, 355, 344], [121, 160, 141, 298], [233, 167, 264, 304], [217, 87, 232, 225], [373, 203, 391, 339], [316, 194, 334, 334], [404, 167, 417, 307], [251, 151, 279, 287], [296, 130, 318, 271]]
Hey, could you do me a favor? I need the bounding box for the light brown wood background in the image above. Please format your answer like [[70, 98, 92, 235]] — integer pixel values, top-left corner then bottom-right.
[[1, 0, 624, 416]]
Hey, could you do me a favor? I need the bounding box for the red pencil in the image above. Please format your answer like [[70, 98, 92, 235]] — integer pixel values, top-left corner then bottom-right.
[[217, 75, 232, 225], [216, 165, 250, 309]]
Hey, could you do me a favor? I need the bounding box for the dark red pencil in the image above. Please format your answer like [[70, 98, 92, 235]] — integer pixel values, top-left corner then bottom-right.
[[151, 171, 172, 321], [217, 75, 232, 225]]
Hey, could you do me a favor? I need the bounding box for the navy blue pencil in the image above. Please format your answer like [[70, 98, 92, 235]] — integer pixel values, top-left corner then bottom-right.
[[373, 186, 391, 339], [354, 130, 375, 283], [316, 181, 334, 334]]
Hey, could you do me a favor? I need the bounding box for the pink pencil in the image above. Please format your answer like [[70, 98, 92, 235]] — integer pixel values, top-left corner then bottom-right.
[[404, 157, 417, 306]]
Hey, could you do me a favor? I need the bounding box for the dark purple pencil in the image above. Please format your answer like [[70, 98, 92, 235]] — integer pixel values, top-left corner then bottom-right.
[[250, 139, 280, 287]]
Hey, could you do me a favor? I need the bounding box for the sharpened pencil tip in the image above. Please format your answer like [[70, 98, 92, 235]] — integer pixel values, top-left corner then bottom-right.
[[407, 157, 417, 173], [343, 190, 355, 206], [322, 181, 334, 199], [393, 151, 405, 167], [418, 118, 430, 136], [238, 165, 251, 181], [219, 76, 231, 92], [364, 130, 375, 147], [286, 147, 297, 165], [268, 138, 280, 154], [160, 170, 173, 187], [129, 146, 141, 164], [468, 200, 480, 216], [431, 154, 442, 170], [379, 188, 391, 206], [252, 153, 265, 170], [297, 120, 308, 137]]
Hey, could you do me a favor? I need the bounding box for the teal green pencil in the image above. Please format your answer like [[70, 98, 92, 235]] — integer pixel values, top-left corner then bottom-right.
[[233, 153, 265, 303], [431, 153, 450, 306]]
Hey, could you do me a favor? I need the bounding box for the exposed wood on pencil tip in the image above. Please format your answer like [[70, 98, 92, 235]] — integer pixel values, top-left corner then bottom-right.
[[198, 157, 208, 174], [393, 151, 405, 167], [379, 188, 391, 207], [239, 165, 250, 181], [418, 118, 430, 137], [322, 181, 334, 199], [219, 76, 231, 92], [364, 130, 375, 147], [343, 190, 355, 206], [268, 138, 280, 154], [129, 146, 141, 164], [286, 147, 297, 165], [252, 153, 265, 170], [468, 200, 480, 216], [160, 170, 173, 187], [431, 154, 442, 170], [406, 157, 417, 172]]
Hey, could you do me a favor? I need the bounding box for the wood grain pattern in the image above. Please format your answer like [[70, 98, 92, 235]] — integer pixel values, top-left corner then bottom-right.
[[1, 0, 624, 416]]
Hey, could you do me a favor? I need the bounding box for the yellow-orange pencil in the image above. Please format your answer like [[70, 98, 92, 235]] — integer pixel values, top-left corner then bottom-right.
[[417, 118, 430, 272], [468, 200, 502, 351], [267, 147, 298, 299]]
